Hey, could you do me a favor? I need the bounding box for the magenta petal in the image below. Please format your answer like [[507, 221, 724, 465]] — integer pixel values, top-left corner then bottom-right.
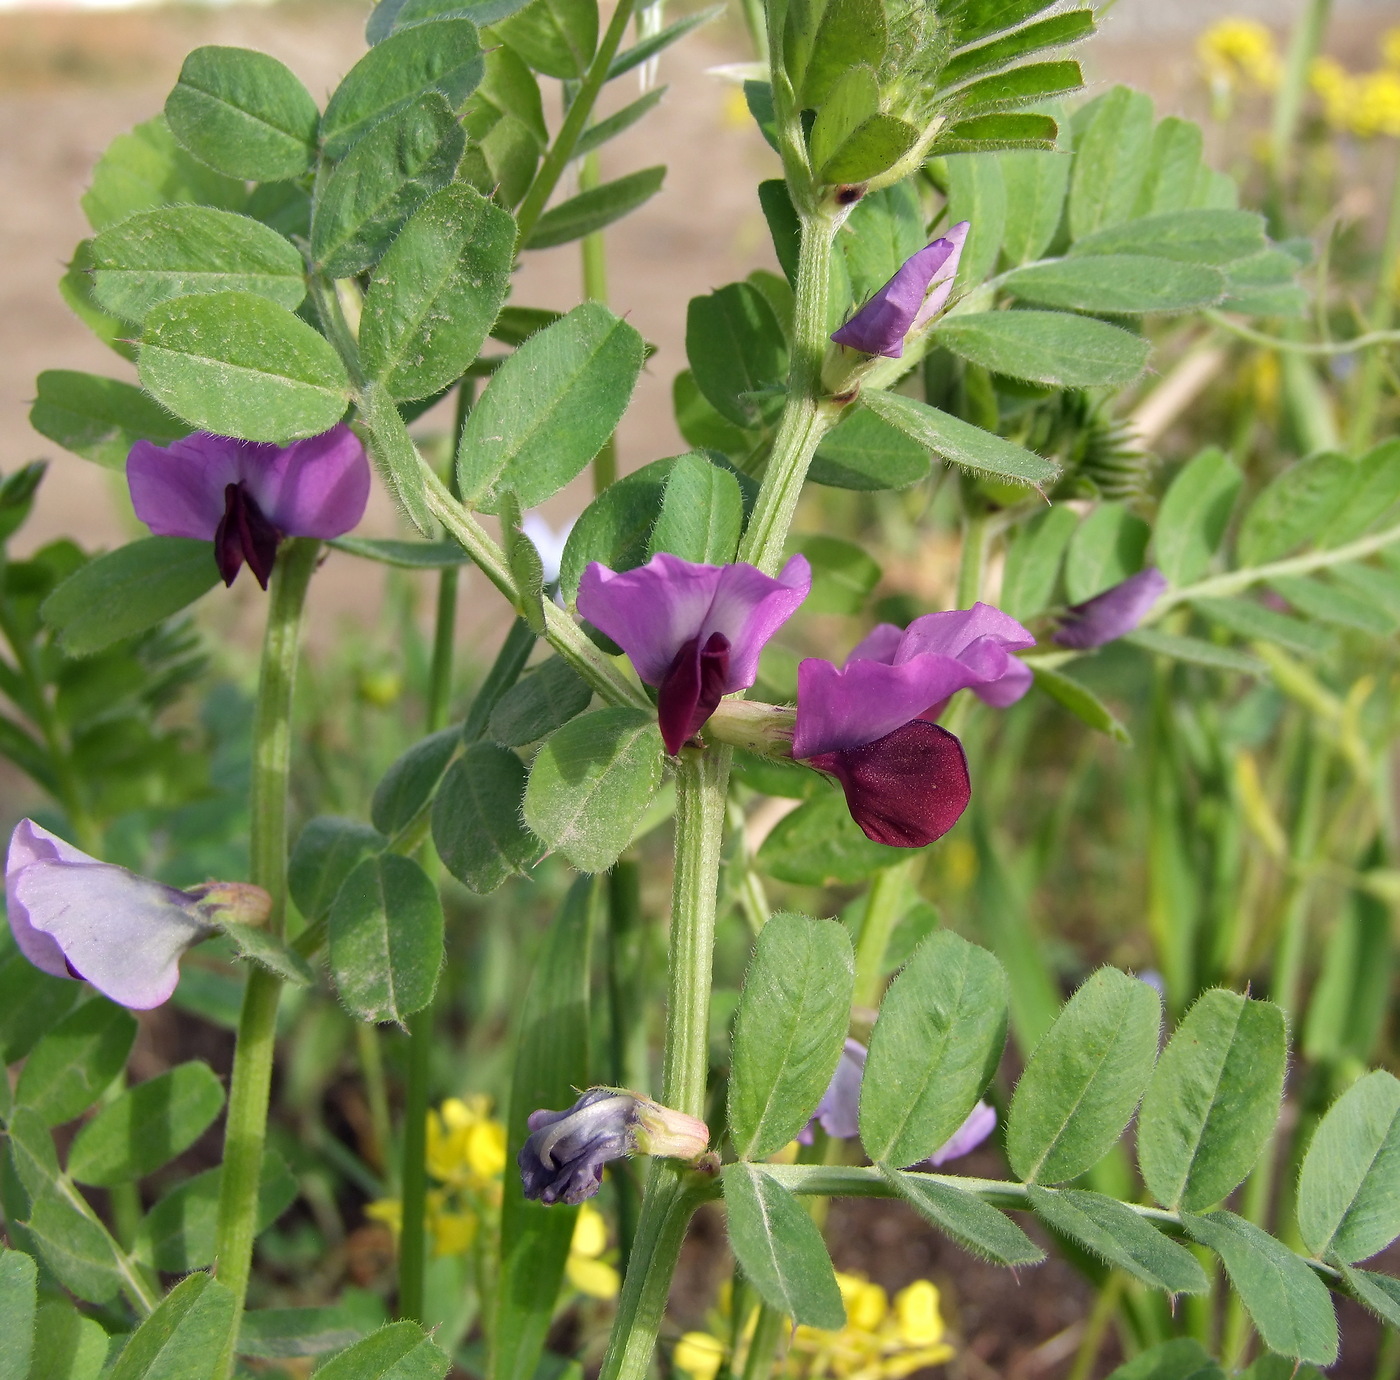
[[1054, 568, 1169, 649], [894, 603, 1035, 663], [577, 553, 809, 692], [247, 424, 371, 538], [846, 623, 905, 665], [909, 221, 969, 333], [926, 1100, 996, 1167], [5, 820, 209, 1009], [127, 433, 246, 540], [809, 720, 971, 849], [831, 237, 963, 358]]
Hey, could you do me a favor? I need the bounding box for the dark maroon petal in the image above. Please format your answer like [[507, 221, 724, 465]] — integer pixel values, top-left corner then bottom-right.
[[808, 719, 971, 849], [657, 632, 731, 755], [214, 483, 282, 589]]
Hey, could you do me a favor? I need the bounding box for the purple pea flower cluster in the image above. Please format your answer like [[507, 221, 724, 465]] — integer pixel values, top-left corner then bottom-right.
[[128, 425, 371, 588]]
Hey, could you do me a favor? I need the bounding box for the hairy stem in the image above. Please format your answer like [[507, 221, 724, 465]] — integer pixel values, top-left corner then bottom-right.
[[515, 0, 639, 246], [213, 537, 319, 1374]]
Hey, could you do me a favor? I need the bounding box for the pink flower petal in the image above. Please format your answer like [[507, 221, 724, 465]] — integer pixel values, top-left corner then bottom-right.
[[127, 433, 245, 540], [246, 424, 371, 539]]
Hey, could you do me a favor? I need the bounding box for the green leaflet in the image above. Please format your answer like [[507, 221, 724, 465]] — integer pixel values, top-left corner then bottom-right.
[[1006, 967, 1160, 1183], [860, 931, 1008, 1168], [729, 913, 854, 1160], [1296, 1070, 1400, 1264], [722, 1164, 845, 1328], [29, 371, 189, 471]]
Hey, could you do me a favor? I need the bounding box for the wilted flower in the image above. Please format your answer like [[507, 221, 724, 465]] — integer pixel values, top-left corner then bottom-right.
[[797, 1037, 996, 1169], [1053, 567, 1168, 649], [793, 605, 1034, 847], [127, 425, 370, 588], [831, 224, 969, 359], [577, 553, 810, 754], [518, 1087, 709, 1205], [5, 819, 269, 1010]]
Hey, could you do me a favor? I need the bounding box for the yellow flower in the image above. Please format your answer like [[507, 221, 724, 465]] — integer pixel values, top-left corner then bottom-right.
[[791, 1273, 955, 1379], [565, 1203, 621, 1300], [1198, 19, 1281, 93], [893, 1281, 945, 1348], [429, 1207, 478, 1257], [1310, 57, 1362, 131], [1384, 27, 1400, 69], [426, 1096, 508, 1189], [675, 1331, 727, 1380], [1352, 70, 1400, 137], [364, 1198, 401, 1232]]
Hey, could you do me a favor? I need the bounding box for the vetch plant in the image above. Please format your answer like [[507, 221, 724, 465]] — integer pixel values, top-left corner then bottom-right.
[[3, 0, 1400, 1375]]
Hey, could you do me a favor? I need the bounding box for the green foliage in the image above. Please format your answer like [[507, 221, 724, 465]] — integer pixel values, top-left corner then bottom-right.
[[1296, 1071, 1400, 1264], [329, 854, 444, 1024], [1006, 968, 1160, 1184], [138, 292, 351, 443], [289, 816, 388, 920], [934, 311, 1150, 390], [67, 1063, 225, 1186], [0, 1247, 37, 1380], [526, 166, 667, 249], [809, 408, 930, 490], [881, 1170, 1044, 1265], [523, 708, 664, 873], [42, 539, 220, 657], [458, 304, 644, 509], [432, 745, 543, 892], [371, 729, 460, 835], [756, 791, 907, 885], [29, 372, 188, 471], [165, 47, 319, 181], [722, 1164, 845, 1328], [729, 913, 854, 1160], [15, 1002, 137, 1128], [860, 931, 1007, 1167], [488, 659, 592, 747], [1138, 991, 1286, 1212], [107, 1273, 236, 1380], [650, 454, 745, 565], [1154, 448, 1242, 585], [314, 1322, 450, 1379], [686, 284, 789, 431]]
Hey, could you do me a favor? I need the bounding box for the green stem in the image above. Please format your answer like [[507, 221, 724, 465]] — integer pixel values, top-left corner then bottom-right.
[[1204, 311, 1400, 357], [598, 1166, 709, 1380], [213, 537, 319, 1373], [741, 1303, 788, 1380], [1149, 518, 1400, 615], [1348, 148, 1400, 451], [1067, 1272, 1123, 1380], [1269, 0, 1332, 193], [852, 860, 909, 1009], [397, 1006, 432, 1322], [515, 0, 639, 247], [955, 507, 989, 609], [355, 1022, 395, 1185], [662, 749, 731, 1117], [607, 861, 646, 1268], [737, 207, 843, 575]]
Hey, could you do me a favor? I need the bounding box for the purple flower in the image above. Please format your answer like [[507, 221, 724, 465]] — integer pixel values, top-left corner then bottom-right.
[[831, 223, 969, 359], [577, 553, 811, 755], [793, 604, 1034, 848], [519, 1087, 709, 1205], [1053, 568, 1168, 649], [5, 820, 269, 1010], [127, 425, 370, 589], [797, 1038, 997, 1168]]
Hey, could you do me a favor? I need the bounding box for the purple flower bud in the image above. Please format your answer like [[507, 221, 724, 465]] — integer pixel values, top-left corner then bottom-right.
[[793, 604, 1034, 847], [518, 1088, 709, 1205], [4, 820, 268, 1010], [798, 1039, 996, 1168], [830, 224, 969, 359], [1053, 568, 1168, 650], [577, 553, 810, 755], [127, 425, 371, 589]]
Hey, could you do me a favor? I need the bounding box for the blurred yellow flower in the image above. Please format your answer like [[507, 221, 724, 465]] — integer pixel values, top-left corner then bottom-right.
[[1353, 70, 1400, 137], [675, 1331, 727, 1380], [1198, 19, 1282, 94], [1384, 27, 1400, 69], [427, 1096, 508, 1190], [791, 1273, 956, 1379], [565, 1203, 622, 1300]]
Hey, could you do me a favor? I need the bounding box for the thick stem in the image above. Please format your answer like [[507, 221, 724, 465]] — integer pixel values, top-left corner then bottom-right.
[[515, 0, 639, 247], [737, 208, 843, 575], [213, 537, 319, 1372], [663, 749, 732, 1117]]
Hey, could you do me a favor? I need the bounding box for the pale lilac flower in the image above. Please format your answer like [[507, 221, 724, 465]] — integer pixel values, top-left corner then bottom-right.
[[127, 425, 370, 589], [797, 1038, 997, 1167], [5, 820, 269, 1010], [519, 1088, 709, 1205], [521, 511, 575, 587], [1053, 568, 1168, 650], [792, 604, 1034, 848], [577, 553, 810, 755], [831, 223, 969, 359]]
